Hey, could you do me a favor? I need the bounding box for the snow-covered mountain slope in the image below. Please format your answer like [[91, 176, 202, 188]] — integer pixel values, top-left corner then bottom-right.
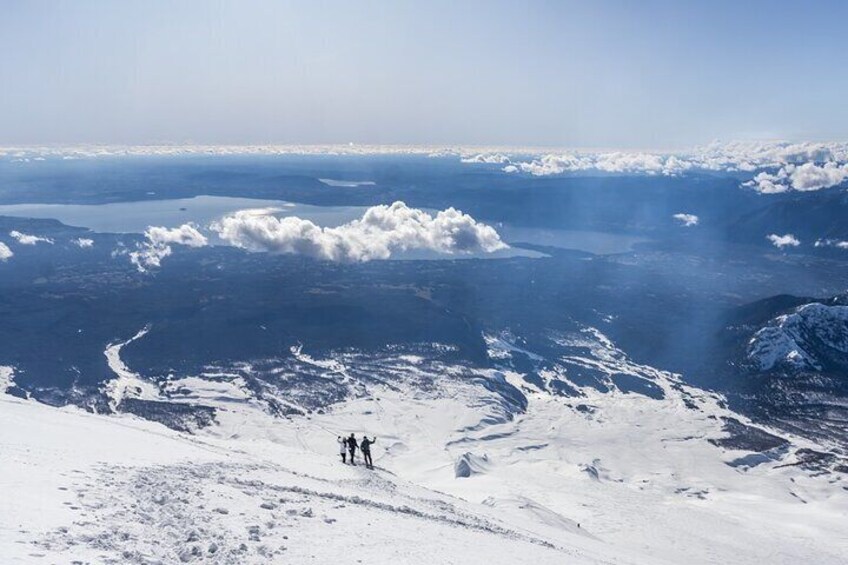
[[747, 303, 848, 372], [732, 297, 848, 449], [3, 327, 847, 564], [1, 396, 603, 565]]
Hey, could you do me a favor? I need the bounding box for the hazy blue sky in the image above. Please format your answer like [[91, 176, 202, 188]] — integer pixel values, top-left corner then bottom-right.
[[2, 0, 847, 147]]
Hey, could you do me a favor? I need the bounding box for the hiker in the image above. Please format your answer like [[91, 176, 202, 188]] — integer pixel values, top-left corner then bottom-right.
[[347, 433, 358, 465], [361, 436, 376, 469], [337, 436, 347, 464]]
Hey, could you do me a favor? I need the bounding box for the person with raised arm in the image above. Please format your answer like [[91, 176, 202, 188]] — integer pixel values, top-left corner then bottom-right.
[[360, 436, 377, 469]]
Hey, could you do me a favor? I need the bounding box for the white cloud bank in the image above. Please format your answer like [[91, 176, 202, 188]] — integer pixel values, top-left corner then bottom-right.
[[9, 230, 54, 245], [211, 201, 507, 262], [505, 152, 695, 177], [129, 224, 208, 272], [787, 162, 848, 190], [480, 140, 848, 193], [673, 213, 699, 227], [460, 153, 512, 164], [0, 144, 467, 160], [767, 233, 800, 248], [0, 242, 12, 261], [744, 162, 848, 193], [73, 238, 94, 248]]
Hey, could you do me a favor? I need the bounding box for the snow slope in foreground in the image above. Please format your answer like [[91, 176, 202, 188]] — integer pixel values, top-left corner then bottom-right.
[[2, 371, 847, 565], [0, 395, 631, 565]]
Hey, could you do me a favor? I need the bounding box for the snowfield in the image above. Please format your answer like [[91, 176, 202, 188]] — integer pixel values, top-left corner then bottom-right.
[[2, 328, 847, 564], [1, 395, 630, 565]]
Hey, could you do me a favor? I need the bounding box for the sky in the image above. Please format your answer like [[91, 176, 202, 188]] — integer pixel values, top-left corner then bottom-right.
[[1, 0, 847, 148]]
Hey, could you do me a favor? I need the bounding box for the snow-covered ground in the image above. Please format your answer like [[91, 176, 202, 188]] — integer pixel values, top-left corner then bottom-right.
[[2, 328, 847, 564], [0, 365, 15, 393], [748, 302, 848, 371], [102, 326, 160, 411], [1, 395, 620, 565]]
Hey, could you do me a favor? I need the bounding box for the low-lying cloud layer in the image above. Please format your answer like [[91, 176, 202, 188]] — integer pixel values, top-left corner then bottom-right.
[[211, 201, 507, 262], [460, 153, 511, 165], [463, 141, 848, 194], [501, 153, 692, 177], [6, 141, 848, 194], [768, 233, 801, 249], [9, 230, 54, 245]]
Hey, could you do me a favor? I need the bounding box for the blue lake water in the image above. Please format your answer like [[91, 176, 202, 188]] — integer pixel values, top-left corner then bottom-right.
[[0, 195, 365, 234]]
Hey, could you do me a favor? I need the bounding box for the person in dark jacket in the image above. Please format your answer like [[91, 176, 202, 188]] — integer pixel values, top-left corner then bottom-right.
[[337, 436, 347, 464], [361, 436, 377, 469], [347, 433, 358, 465]]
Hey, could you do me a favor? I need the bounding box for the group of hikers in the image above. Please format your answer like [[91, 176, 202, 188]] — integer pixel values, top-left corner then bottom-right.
[[337, 433, 377, 469]]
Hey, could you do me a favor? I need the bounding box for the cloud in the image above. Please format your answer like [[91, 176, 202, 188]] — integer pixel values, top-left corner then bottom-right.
[[745, 170, 789, 194], [0, 242, 12, 261], [128, 223, 207, 272], [505, 153, 593, 176], [9, 230, 54, 245], [73, 238, 94, 248], [595, 152, 690, 175], [7, 141, 848, 193], [694, 140, 847, 171], [0, 143, 510, 160], [814, 238, 848, 249], [211, 201, 507, 262], [129, 244, 171, 272], [145, 224, 208, 248], [503, 151, 695, 177], [461, 153, 511, 164], [673, 213, 699, 227], [767, 233, 800, 248], [487, 140, 848, 193], [745, 162, 848, 193], [787, 162, 848, 191]]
